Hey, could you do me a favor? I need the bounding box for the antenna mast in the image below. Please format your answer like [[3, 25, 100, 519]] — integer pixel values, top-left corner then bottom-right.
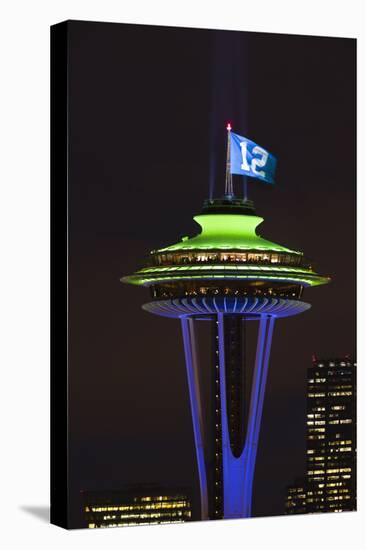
[[225, 123, 234, 196]]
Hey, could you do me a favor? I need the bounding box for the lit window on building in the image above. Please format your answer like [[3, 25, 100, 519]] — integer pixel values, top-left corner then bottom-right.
[[83, 487, 193, 528]]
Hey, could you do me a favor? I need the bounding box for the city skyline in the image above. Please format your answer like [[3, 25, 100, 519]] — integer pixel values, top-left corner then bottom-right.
[[61, 21, 356, 527]]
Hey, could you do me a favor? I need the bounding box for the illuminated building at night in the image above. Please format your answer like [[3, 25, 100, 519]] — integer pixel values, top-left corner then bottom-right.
[[122, 152, 329, 519], [285, 357, 356, 515], [285, 482, 307, 515], [83, 486, 192, 528]]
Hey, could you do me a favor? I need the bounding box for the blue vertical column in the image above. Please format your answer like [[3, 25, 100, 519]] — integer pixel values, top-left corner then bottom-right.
[[181, 317, 209, 520], [217, 313, 275, 519], [217, 312, 247, 518], [242, 315, 275, 517]]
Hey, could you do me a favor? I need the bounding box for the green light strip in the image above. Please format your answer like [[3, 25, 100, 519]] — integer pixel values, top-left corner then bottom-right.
[[123, 273, 328, 287], [136, 264, 316, 275], [157, 244, 300, 252]]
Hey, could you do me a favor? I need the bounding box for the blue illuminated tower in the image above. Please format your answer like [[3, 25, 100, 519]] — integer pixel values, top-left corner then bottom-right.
[[122, 186, 329, 520]]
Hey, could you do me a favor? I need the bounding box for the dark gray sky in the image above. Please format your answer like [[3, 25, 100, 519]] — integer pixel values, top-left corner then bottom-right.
[[66, 21, 356, 527]]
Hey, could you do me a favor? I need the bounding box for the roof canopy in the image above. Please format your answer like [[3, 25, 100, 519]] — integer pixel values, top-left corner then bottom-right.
[[156, 214, 301, 254]]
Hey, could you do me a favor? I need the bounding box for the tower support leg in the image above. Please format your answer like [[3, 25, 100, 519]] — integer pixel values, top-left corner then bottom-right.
[[182, 314, 274, 521], [217, 313, 275, 519], [181, 317, 209, 520], [242, 315, 275, 517]]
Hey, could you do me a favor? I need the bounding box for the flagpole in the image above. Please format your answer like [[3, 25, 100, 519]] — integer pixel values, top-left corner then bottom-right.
[[225, 123, 233, 197]]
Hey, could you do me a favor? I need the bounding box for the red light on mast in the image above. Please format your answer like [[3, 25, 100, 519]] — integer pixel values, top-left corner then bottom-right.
[[226, 122, 232, 131]]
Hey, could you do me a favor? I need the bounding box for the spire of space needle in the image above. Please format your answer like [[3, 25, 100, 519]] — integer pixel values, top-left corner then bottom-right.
[[225, 123, 234, 196]]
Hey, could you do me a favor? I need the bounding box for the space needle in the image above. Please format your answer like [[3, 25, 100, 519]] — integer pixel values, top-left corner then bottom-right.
[[122, 126, 330, 520]]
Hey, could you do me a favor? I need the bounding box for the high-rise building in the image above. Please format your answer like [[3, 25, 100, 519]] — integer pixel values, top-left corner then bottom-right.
[[122, 139, 329, 520], [285, 480, 307, 515], [285, 357, 356, 514], [83, 486, 193, 528]]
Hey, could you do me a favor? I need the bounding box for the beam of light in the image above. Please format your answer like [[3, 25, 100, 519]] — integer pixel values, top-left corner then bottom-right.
[[208, 32, 249, 200]]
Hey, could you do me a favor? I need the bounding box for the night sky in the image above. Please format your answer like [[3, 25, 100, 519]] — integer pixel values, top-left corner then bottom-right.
[[66, 21, 356, 527]]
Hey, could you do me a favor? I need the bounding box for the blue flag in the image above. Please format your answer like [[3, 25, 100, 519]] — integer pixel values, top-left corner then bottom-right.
[[230, 132, 277, 184]]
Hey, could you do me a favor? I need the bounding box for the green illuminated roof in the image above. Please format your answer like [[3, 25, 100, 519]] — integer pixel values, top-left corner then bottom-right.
[[121, 210, 331, 290], [156, 214, 301, 254]]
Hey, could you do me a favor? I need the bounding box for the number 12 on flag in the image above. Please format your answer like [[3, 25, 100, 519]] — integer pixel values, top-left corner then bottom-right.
[[230, 131, 277, 185]]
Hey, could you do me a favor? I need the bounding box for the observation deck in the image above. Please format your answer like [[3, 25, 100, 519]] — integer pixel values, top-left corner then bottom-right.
[[122, 197, 330, 317]]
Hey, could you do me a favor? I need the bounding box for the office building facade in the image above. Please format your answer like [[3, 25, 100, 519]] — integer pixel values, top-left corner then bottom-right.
[[285, 357, 356, 514], [83, 486, 192, 528]]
